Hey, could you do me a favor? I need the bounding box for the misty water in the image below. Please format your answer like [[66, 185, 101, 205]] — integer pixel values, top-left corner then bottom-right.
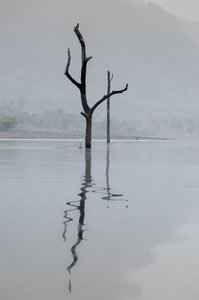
[[0, 138, 199, 300]]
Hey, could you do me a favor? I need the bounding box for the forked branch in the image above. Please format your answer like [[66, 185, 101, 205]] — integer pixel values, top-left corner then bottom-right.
[[91, 84, 128, 113]]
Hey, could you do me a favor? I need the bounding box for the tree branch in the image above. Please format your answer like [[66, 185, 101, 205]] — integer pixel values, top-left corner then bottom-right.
[[74, 23, 86, 62], [74, 24, 93, 63], [81, 111, 87, 118], [108, 71, 113, 82], [74, 24, 92, 90], [91, 84, 128, 113], [64, 48, 81, 88]]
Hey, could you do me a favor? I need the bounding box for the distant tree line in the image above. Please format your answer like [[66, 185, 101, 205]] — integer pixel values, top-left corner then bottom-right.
[[1, 100, 199, 136], [0, 116, 17, 131], [149, 117, 199, 135], [0, 102, 138, 136]]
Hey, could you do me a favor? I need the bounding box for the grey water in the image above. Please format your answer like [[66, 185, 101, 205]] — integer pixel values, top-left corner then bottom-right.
[[0, 139, 199, 300]]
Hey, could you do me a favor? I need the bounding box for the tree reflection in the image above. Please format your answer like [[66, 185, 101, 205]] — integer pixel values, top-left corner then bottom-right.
[[63, 149, 93, 292], [62, 149, 92, 243], [93, 145, 128, 206], [63, 145, 128, 292]]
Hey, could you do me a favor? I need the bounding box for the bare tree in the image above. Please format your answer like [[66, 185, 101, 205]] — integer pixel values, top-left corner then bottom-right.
[[65, 24, 128, 148], [107, 71, 113, 143]]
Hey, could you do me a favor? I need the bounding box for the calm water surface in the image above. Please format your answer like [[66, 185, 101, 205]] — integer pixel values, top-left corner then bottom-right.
[[0, 139, 199, 300]]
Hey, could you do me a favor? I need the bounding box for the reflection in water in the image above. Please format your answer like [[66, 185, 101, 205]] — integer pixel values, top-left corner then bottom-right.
[[93, 145, 128, 206], [63, 149, 93, 292], [63, 146, 127, 292]]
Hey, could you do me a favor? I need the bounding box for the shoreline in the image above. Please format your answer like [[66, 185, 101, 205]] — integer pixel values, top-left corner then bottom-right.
[[0, 131, 171, 140]]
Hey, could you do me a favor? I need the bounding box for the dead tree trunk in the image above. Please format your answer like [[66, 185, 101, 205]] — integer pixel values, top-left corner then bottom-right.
[[85, 115, 92, 149], [107, 71, 113, 143], [65, 24, 128, 148]]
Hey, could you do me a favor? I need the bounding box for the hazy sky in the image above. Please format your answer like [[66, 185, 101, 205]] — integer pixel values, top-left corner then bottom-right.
[[144, 0, 199, 21], [1, 0, 199, 122]]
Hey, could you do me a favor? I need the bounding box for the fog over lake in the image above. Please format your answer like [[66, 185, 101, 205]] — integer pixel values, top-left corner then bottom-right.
[[1, 139, 199, 299]]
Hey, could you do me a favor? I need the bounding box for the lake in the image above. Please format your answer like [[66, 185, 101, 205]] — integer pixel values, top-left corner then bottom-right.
[[0, 138, 199, 300]]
